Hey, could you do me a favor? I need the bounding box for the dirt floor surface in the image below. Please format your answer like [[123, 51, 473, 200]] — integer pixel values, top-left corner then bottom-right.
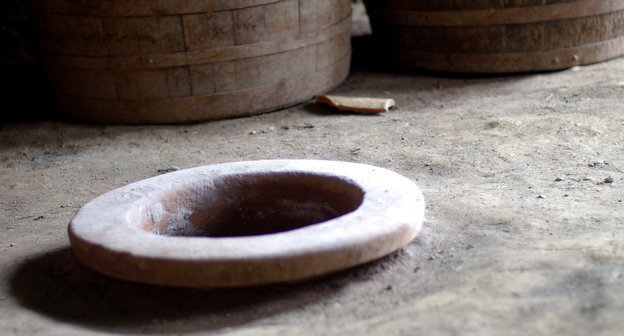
[[2, 6, 624, 336]]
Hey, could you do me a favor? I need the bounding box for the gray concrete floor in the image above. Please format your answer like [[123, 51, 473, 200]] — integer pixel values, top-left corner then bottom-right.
[[2, 7, 624, 335]]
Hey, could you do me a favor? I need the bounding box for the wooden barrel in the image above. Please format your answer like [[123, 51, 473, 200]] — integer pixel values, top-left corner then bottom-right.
[[364, 0, 624, 73], [28, 0, 352, 124]]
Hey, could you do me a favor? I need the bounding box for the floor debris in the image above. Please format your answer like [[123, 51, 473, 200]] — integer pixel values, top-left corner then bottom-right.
[[316, 95, 396, 114]]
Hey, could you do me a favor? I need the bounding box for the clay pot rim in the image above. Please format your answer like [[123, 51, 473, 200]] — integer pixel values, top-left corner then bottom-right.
[[69, 160, 425, 287]]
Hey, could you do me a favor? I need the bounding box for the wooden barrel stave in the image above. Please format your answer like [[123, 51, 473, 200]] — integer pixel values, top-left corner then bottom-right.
[[32, 0, 351, 57], [365, 0, 607, 12], [30, 0, 352, 123], [42, 19, 350, 101], [39, 17, 352, 70], [28, 0, 282, 17], [365, 0, 624, 73]]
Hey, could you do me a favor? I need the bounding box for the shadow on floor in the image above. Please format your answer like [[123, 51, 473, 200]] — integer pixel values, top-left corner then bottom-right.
[[10, 247, 404, 334], [0, 64, 65, 123]]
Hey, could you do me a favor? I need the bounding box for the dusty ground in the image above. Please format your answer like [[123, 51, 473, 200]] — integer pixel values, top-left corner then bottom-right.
[[2, 5, 624, 335]]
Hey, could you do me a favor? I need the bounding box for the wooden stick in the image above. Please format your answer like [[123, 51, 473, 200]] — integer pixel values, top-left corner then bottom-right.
[[316, 95, 396, 114]]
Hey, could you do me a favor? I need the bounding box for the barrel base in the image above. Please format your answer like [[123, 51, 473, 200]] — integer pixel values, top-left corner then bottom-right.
[[394, 36, 624, 74], [57, 51, 351, 124], [32, 0, 353, 124], [365, 0, 624, 74]]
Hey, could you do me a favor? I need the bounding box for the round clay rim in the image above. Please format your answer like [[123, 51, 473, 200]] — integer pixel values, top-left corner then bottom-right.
[[69, 160, 425, 288]]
